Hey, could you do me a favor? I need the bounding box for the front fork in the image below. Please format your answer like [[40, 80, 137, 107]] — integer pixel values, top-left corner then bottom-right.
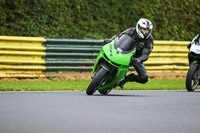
[[193, 61, 200, 79], [191, 59, 200, 78], [192, 63, 200, 85], [198, 66, 200, 79], [92, 60, 116, 78]]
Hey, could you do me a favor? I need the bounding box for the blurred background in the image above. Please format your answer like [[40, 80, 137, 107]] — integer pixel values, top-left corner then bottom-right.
[[0, 0, 200, 40]]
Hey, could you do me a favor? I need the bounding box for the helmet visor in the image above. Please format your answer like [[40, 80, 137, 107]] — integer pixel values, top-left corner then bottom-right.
[[141, 28, 150, 34], [138, 25, 152, 38]]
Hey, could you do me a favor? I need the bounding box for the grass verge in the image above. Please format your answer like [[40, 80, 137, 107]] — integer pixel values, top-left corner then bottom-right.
[[0, 79, 188, 91]]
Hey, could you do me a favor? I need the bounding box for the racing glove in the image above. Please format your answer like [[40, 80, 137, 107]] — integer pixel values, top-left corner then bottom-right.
[[131, 57, 141, 64]]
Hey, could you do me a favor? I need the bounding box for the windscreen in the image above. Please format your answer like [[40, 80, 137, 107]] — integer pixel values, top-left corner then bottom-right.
[[114, 34, 135, 54]]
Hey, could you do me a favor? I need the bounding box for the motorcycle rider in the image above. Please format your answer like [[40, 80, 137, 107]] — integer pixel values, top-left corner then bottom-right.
[[187, 33, 200, 65], [103, 18, 154, 89]]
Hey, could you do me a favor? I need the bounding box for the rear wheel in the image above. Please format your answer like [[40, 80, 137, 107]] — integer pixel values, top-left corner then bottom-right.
[[186, 64, 199, 91], [86, 68, 107, 95]]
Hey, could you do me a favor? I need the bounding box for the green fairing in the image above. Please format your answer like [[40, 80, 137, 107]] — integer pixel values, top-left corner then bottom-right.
[[92, 38, 136, 91], [103, 40, 134, 66], [92, 48, 104, 74]]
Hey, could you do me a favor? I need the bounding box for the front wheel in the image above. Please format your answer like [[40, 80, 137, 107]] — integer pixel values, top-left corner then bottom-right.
[[86, 68, 107, 95], [98, 89, 112, 95], [186, 63, 199, 91]]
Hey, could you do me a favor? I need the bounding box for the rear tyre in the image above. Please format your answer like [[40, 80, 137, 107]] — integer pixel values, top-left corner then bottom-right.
[[186, 64, 199, 91], [86, 68, 107, 95]]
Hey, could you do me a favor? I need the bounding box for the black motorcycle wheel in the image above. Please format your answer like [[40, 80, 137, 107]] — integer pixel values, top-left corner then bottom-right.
[[186, 63, 199, 91], [98, 89, 112, 95], [86, 68, 107, 95]]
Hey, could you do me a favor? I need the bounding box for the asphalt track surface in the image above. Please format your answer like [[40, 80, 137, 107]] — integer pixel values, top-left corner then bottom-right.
[[0, 90, 200, 133]]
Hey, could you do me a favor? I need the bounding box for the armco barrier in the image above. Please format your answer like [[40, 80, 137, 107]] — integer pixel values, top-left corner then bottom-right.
[[146, 40, 189, 72], [45, 38, 103, 72], [45, 39, 190, 73], [0, 36, 46, 77], [0, 36, 190, 78]]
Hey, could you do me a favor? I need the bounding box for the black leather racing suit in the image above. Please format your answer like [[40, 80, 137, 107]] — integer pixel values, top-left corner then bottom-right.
[[104, 27, 154, 84]]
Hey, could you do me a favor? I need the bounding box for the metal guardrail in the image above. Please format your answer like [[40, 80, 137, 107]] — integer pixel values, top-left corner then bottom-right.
[[0, 36, 190, 77], [0, 36, 46, 77], [45, 38, 190, 73], [145, 40, 190, 72], [44, 38, 103, 72]]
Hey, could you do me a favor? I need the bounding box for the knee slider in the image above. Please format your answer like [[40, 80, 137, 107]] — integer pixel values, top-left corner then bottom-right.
[[139, 75, 148, 84]]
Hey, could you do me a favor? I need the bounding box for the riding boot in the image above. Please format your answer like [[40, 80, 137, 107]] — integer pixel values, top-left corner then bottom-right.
[[119, 73, 139, 89], [119, 78, 127, 89]]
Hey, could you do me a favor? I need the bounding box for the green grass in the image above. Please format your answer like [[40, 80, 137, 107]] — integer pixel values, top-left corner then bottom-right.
[[0, 79, 188, 91]]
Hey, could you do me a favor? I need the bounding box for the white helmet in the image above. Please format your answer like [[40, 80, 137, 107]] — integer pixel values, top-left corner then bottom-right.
[[136, 18, 153, 39]]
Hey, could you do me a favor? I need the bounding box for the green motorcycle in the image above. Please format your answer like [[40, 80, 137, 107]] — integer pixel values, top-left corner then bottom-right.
[[86, 34, 136, 95]]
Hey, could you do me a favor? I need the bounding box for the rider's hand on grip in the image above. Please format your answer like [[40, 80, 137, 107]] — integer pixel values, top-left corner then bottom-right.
[[131, 57, 141, 63]]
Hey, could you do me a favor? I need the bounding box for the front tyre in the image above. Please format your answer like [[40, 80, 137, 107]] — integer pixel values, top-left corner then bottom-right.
[[186, 63, 199, 91], [86, 68, 107, 95], [98, 89, 112, 95]]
